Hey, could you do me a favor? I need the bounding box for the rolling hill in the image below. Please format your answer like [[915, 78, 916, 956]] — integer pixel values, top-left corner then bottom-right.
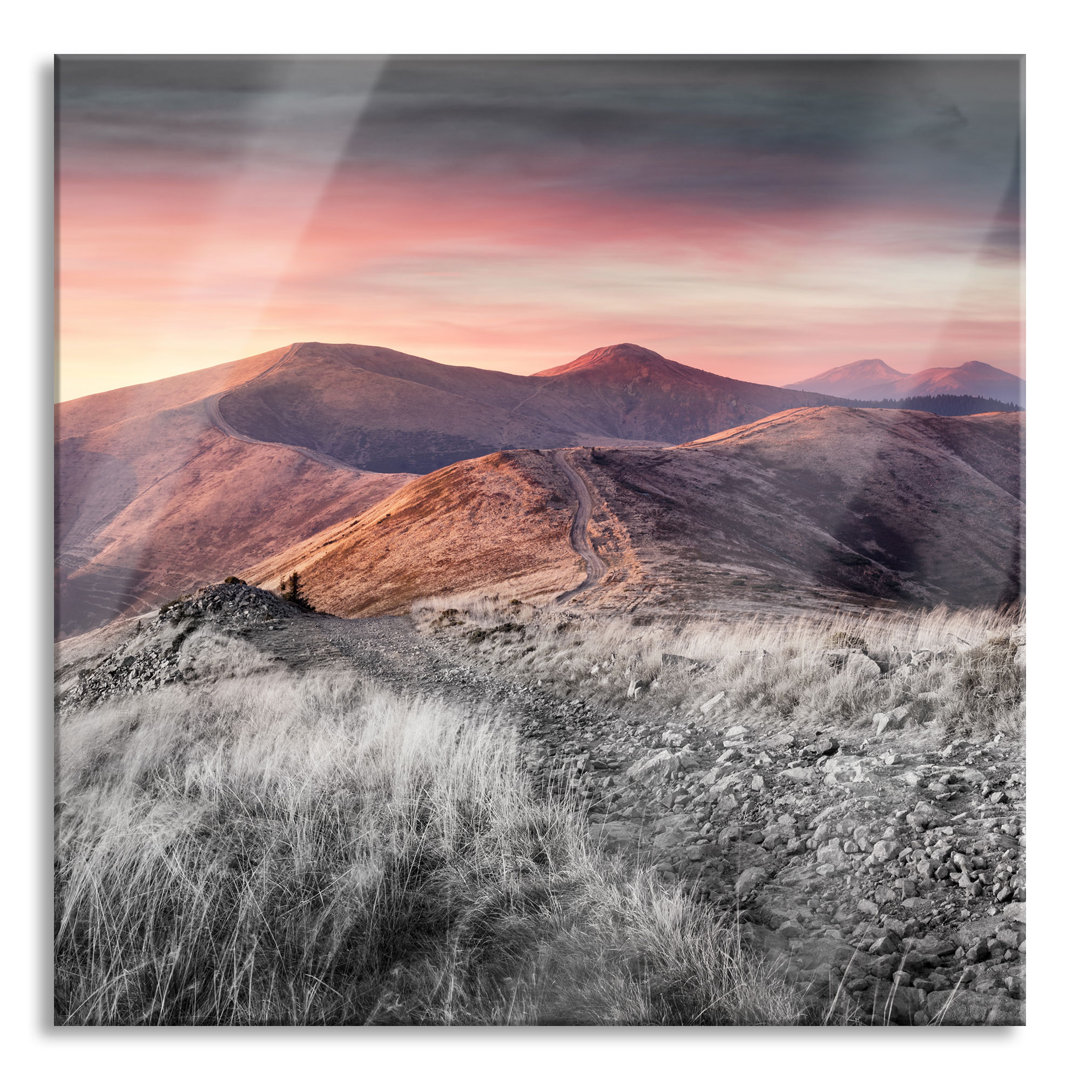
[[55, 347, 414, 638], [213, 341, 852, 472], [248, 408, 1024, 618], [56, 341, 857, 635]]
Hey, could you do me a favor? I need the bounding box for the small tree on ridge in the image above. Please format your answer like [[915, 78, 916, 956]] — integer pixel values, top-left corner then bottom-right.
[[280, 571, 315, 612]]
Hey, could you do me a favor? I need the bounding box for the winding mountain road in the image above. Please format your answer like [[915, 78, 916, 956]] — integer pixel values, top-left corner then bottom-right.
[[551, 449, 607, 601]]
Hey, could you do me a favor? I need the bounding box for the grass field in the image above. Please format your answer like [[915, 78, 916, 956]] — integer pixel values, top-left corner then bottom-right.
[[54, 641, 804, 1025], [417, 597, 1025, 741]]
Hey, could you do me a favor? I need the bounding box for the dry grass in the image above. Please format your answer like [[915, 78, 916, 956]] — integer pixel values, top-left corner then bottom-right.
[[54, 648, 804, 1026], [417, 596, 1025, 741]]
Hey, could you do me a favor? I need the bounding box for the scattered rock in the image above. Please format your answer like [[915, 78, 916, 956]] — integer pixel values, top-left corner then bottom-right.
[[627, 748, 699, 780], [824, 650, 882, 677], [735, 866, 770, 899], [927, 989, 1024, 1025], [874, 705, 911, 737], [699, 691, 726, 715], [807, 735, 840, 758]]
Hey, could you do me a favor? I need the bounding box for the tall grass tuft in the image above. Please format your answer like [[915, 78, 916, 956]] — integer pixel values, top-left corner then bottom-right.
[[55, 661, 803, 1025]]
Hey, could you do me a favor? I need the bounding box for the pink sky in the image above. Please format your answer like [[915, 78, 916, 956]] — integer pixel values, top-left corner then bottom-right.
[[56, 57, 1023, 401]]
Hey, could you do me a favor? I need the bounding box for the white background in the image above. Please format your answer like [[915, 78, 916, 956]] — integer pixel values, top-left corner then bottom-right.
[[6, 2, 1073, 1074]]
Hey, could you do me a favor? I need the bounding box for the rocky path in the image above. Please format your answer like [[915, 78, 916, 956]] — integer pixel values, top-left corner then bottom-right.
[[244, 610, 1026, 1025], [574, 717, 1026, 1025], [62, 586, 1025, 1026], [550, 449, 607, 602]]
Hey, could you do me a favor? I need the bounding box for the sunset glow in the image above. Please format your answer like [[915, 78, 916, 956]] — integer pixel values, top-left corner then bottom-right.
[[57, 56, 1023, 400]]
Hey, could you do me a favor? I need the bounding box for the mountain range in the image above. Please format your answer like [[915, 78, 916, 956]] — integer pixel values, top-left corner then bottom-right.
[[247, 407, 1023, 618], [55, 342, 855, 636], [55, 342, 1025, 638], [785, 358, 1025, 406], [212, 341, 853, 473]]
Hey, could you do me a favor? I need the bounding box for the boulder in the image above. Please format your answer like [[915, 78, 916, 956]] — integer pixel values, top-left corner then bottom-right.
[[874, 704, 911, 737], [734, 866, 769, 899], [661, 653, 708, 673], [825, 649, 882, 677], [807, 735, 840, 758], [627, 748, 699, 780], [815, 838, 852, 869], [869, 839, 901, 865], [699, 691, 726, 715], [823, 755, 868, 786], [587, 820, 642, 849]]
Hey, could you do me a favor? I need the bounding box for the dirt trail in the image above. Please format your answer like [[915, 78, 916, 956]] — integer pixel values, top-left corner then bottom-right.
[[550, 449, 607, 601], [241, 612, 612, 798], [65, 588, 1025, 1025], [242, 609, 1025, 1025], [248, 613, 578, 731], [205, 350, 371, 476]]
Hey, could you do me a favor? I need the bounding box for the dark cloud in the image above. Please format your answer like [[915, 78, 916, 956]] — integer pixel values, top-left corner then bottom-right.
[[57, 55, 1023, 215], [979, 143, 1024, 260], [57, 55, 381, 95]]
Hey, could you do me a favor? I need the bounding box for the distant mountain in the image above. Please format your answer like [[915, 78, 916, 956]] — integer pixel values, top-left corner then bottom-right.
[[214, 341, 851, 472], [787, 358, 1025, 406], [55, 340, 852, 637], [250, 407, 1024, 617], [894, 361, 1026, 405], [785, 358, 907, 399]]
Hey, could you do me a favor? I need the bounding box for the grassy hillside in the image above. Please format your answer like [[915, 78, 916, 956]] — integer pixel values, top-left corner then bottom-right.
[[54, 628, 802, 1026], [247, 449, 588, 617], [416, 596, 1025, 741], [244, 408, 1024, 623]]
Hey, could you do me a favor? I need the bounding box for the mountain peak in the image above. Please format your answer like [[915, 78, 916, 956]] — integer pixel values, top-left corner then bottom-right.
[[785, 358, 908, 390], [852, 358, 905, 376], [533, 343, 684, 378], [785, 355, 1024, 406], [578, 343, 669, 364]]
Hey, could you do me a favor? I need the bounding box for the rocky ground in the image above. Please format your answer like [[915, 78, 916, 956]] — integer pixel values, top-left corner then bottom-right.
[[56, 584, 1025, 1025], [553, 716, 1025, 1025], [56, 581, 301, 711]]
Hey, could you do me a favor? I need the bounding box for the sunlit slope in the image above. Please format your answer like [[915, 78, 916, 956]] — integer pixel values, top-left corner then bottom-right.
[[247, 450, 584, 616], [249, 407, 1023, 617]]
